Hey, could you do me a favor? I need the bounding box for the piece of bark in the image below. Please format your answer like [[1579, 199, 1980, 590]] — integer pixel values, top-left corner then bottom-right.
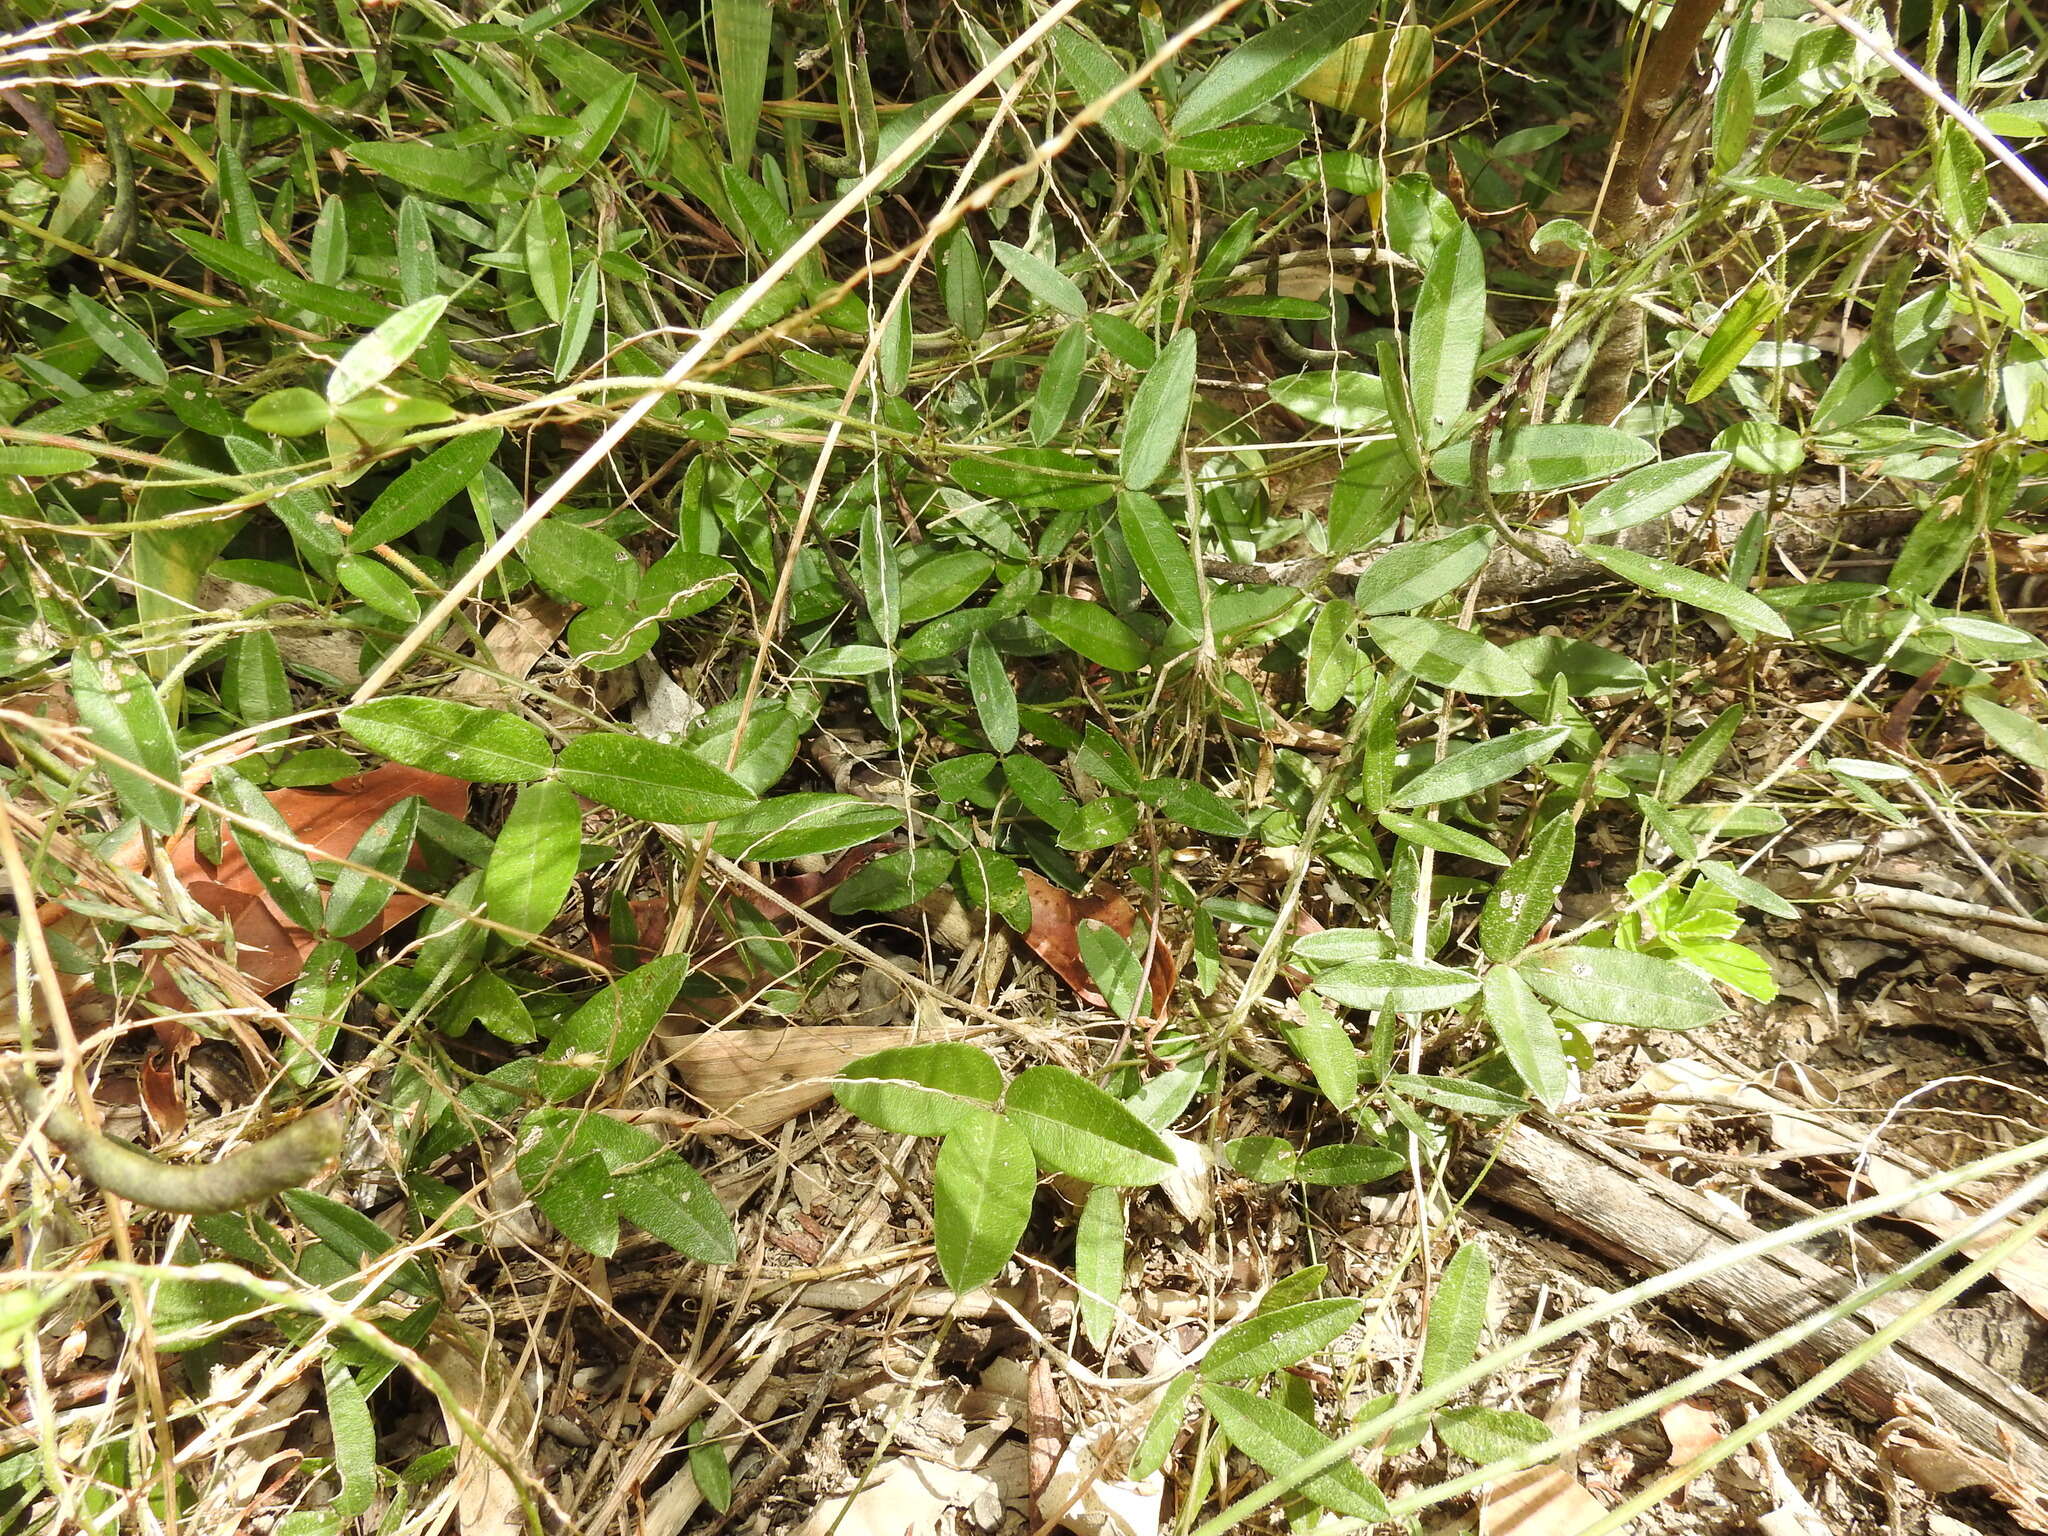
[[1459, 1122, 2048, 1483]]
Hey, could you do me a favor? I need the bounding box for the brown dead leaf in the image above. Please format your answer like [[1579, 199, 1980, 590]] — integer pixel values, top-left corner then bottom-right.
[[1019, 871, 1176, 1016], [1877, 1397, 2048, 1530], [1481, 1464, 1627, 1536], [422, 1317, 540, 1536], [164, 764, 470, 998], [668, 1022, 969, 1133], [1658, 1400, 1722, 1467], [138, 1050, 186, 1138]]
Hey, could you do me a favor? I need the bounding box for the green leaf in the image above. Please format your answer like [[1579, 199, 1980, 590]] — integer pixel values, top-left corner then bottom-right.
[[334, 553, 420, 622], [932, 1110, 1036, 1292], [323, 1362, 377, 1519], [1052, 28, 1166, 153], [0, 445, 96, 474], [938, 226, 987, 340], [1075, 1184, 1125, 1348], [1145, 777, 1249, 838], [482, 780, 580, 939], [1305, 598, 1362, 712], [687, 1421, 732, 1514], [1436, 425, 1654, 493], [553, 260, 603, 380], [222, 630, 292, 742], [1479, 813, 1574, 962], [556, 733, 758, 822], [1421, 1241, 1491, 1388], [1119, 329, 1198, 490], [709, 794, 904, 860], [828, 847, 955, 913], [348, 141, 514, 203], [348, 428, 503, 551], [67, 293, 169, 386], [326, 296, 450, 405], [714, 0, 773, 165], [524, 518, 637, 608], [1057, 796, 1141, 853], [518, 1108, 734, 1262], [1375, 811, 1511, 867], [1310, 959, 1479, 1013], [1482, 967, 1565, 1109], [988, 240, 1087, 317], [1005, 1065, 1176, 1186], [1077, 919, 1145, 1020], [71, 647, 183, 834], [536, 80, 635, 196], [1173, 0, 1383, 135], [1117, 492, 1204, 629], [340, 697, 552, 783], [1226, 1135, 1298, 1182], [1687, 283, 1780, 403], [1203, 1299, 1364, 1381], [1578, 544, 1793, 639], [1962, 695, 2048, 772], [525, 199, 573, 324], [324, 796, 419, 940], [1266, 368, 1389, 430], [1367, 616, 1539, 696], [1407, 224, 1483, 447], [1163, 124, 1305, 172], [1520, 946, 1727, 1030], [967, 632, 1019, 754], [1031, 322, 1090, 446], [1665, 703, 1743, 801], [1198, 1383, 1391, 1520], [1030, 594, 1150, 671], [1132, 1375, 1197, 1481], [1298, 1143, 1405, 1185], [546, 954, 691, 1073], [835, 1043, 1004, 1137], [210, 768, 324, 932], [1436, 1404, 1550, 1463], [954, 447, 1113, 510], [1579, 452, 1730, 538], [1279, 993, 1358, 1109], [1352, 526, 1493, 615], [1390, 727, 1570, 808]]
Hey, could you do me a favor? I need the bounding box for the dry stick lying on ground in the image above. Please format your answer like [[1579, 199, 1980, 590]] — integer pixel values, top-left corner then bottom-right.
[[1459, 1121, 2048, 1483], [4, 1072, 342, 1215]]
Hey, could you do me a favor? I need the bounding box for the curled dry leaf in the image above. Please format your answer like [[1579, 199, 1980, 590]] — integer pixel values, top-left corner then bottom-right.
[[667, 1022, 969, 1133], [164, 764, 469, 998], [1019, 870, 1176, 1015]]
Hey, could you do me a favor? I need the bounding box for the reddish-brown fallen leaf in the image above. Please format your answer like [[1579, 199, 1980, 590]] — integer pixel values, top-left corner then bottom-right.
[[162, 764, 470, 998], [137, 1050, 186, 1138], [1018, 870, 1176, 1016]]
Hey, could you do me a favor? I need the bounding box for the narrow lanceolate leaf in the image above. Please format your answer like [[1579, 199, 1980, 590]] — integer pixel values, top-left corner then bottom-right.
[[1203, 1298, 1364, 1381], [1005, 1065, 1176, 1186], [1479, 812, 1574, 962], [1117, 491, 1203, 629], [483, 779, 581, 939], [1389, 727, 1570, 808], [988, 240, 1088, 318], [1420, 1242, 1492, 1388], [1173, 0, 1382, 136], [326, 295, 450, 405], [714, 0, 773, 166], [347, 428, 502, 551], [967, 632, 1019, 754], [524, 199, 573, 323], [555, 733, 758, 822], [1962, 695, 2048, 773], [1075, 1185, 1125, 1348], [1407, 224, 1483, 448], [1368, 616, 1539, 696], [933, 1110, 1036, 1292], [214, 768, 324, 932], [68, 293, 169, 386], [1119, 329, 1198, 489], [70, 647, 183, 834], [1198, 1383, 1392, 1520], [1579, 544, 1792, 639], [324, 795, 419, 939], [340, 697, 552, 784], [1482, 967, 1567, 1110], [1578, 451, 1730, 538], [1052, 28, 1166, 153], [545, 954, 691, 1071]]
